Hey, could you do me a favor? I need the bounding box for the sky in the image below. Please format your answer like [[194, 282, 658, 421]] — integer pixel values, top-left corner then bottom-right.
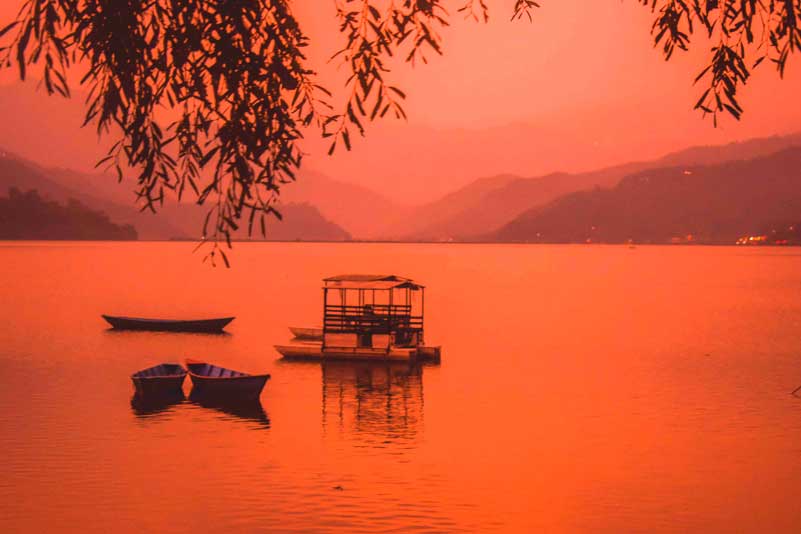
[[1, 1, 800, 203]]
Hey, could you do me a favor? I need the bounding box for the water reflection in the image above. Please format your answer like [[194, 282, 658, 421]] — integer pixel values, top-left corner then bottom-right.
[[130, 391, 186, 417], [321, 361, 424, 448], [105, 329, 233, 338], [188, 390, 271, 429]]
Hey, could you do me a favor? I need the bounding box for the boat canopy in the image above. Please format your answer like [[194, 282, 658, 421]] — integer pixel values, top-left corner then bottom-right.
[[321, 274, 426, 347], [323, 274, 424, 291]]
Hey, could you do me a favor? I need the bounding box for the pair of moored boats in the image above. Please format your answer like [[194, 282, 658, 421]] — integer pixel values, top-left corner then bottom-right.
[[131, 360, 269, 400], [114, 317, 268, 400]]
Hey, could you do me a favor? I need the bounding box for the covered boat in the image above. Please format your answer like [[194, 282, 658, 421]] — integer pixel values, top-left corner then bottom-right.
[[276, 274, 441, 362], [103, 315, 234, 333], [185, 360, 270, 400], [130, 363, 187, 396]]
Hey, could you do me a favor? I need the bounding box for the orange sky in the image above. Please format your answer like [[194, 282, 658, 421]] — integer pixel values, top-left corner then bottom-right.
[[1, 1, 800, 202]]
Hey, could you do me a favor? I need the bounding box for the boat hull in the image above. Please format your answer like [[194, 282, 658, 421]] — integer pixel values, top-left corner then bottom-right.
[[289, 326, 323, 341], [131, 363, 187, 396], [275, 343, 440, 362], [186, 361, 270, 400], [188, 375, 269, 400], [103, 315, 234, 333]]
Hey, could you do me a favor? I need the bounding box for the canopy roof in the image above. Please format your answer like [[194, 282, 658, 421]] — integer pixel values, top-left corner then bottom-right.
[[323, 274, 423, 290]]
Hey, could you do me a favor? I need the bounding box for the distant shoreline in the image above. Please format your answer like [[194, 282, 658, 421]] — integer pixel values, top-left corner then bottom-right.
[[1, 238, 799, 247]]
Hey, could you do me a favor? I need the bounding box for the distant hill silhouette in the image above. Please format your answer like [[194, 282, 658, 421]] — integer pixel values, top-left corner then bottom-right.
[[261, 202, 351, 241], [0, 150, 351, 241], [161, 200, 352, 242], [381, 173, 521, 239], [0, 188, 137, 240], [280, 168, 407, 239], [491, 148, 801, 244], [396, 132, 801, 241], [0, 150, 186, 239]]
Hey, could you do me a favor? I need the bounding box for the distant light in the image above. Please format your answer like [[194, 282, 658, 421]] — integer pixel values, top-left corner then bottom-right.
[[738, 234, 769, 245], [683, 170, 693, 175]]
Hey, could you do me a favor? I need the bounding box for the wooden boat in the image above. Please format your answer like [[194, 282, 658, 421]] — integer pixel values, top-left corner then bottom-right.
[[185, 360, 270, 400], [278, 274, 441, 364], [130, 363, 187, 396], [289, 326, 323, 340], [102, 315, 234, 333]]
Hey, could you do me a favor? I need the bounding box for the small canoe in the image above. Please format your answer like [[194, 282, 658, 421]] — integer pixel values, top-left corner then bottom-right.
[[131, 363, 187, 396], [103, 315, 234, 333], [289, 326, 323, 340], [185, 359, 270, 400]]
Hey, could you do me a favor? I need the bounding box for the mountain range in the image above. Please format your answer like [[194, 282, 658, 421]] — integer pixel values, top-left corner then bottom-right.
[[3, 81, 801, 242], [492, 147, 801, 244], [1, 124, 800, 243], [389, 132, 801, 241]]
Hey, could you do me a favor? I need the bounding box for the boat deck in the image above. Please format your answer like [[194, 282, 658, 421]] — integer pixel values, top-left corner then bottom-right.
[[275, 343, 441, 363]]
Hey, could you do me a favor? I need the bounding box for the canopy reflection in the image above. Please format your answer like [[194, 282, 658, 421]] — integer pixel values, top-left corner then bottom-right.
[[321, 361, 425, 448]]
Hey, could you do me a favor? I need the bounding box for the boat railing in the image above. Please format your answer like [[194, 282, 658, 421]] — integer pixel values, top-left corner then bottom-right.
[[323, 304, 423, 334], [324, 304, 412, 313]]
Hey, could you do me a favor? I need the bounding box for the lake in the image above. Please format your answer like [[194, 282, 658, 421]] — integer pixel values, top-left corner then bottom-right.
[[1, 242, 801, 533]]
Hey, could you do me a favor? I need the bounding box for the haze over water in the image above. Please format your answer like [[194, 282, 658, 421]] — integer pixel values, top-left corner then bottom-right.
[[2, 242, 801, 532]]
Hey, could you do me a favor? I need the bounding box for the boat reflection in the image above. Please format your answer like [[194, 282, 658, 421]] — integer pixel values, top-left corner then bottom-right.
[[106, 329, 233, 338], [188, 390, 271, 429], [321, 361, 424, 448], [130, 391, 186, 417]]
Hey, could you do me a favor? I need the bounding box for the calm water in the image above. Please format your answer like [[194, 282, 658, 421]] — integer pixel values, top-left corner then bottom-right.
[[2, 242, 801, 533]]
